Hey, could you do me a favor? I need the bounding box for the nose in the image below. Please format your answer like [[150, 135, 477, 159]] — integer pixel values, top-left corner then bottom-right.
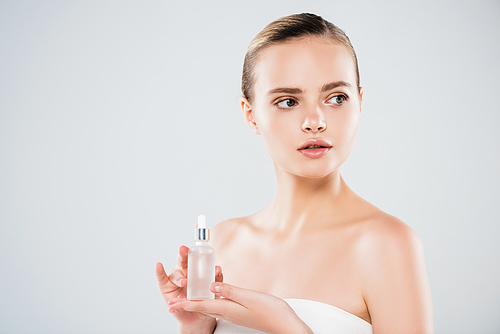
[[301, 106, 326, 133]]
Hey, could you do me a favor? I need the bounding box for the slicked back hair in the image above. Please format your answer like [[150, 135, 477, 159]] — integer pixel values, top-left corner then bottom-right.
[[242, 13, 360, 103]]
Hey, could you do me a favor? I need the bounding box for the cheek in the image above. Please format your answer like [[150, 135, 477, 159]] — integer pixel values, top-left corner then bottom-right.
[[258, 114, 292, 145], [330, 111, 360, 150], [255, 112, 297, 156]]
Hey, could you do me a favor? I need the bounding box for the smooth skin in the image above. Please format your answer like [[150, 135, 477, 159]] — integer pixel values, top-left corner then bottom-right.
[[158, 37, 433, 334], [155, 246, 224, 333]]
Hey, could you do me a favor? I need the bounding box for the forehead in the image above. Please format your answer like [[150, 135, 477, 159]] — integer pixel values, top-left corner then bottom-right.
[[253, 37, 357, 95]]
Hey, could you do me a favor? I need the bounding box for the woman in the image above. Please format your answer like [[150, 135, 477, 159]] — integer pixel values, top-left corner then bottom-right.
[[156, 13, 433, 334]]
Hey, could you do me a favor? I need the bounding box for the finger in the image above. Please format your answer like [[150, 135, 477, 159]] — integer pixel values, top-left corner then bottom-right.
[[210, 282, 254, 305], [155, 262, 172, 288], [167, 269, 187, 288], [214, 266, 224, 299], [168, 295, 187, 306], [215, 266, 223, 283], [177, 245, 189, 270], [168, 298, 236, 317]]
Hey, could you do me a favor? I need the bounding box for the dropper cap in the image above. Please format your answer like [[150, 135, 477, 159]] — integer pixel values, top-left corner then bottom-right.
[[194, 214, 210, 241]]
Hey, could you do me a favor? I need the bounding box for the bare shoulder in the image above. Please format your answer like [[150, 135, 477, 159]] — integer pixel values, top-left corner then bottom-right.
[[358, 213, 423, 255], [344, 192, 423, 258], [210, 216, 249, 250], [354, 212, 433, 332], [353, 210, 426, 280], [342, 190, 419, 244]]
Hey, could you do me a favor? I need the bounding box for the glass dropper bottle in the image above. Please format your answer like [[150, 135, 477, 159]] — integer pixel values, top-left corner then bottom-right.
[[187, 214, 215, 300]]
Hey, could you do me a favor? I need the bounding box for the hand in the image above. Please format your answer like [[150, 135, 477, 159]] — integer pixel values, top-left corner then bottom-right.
[[168, 282, 313, 334], [156, 245, 223, 334]]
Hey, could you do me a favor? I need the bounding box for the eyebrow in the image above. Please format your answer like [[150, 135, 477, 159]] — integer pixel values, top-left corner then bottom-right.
[[267, 87, 303, 95], [320, 81, 351, 92], [267, 81, 352, 96]]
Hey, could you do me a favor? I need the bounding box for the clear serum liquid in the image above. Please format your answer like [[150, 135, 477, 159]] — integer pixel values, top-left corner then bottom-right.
[[187, 214, 215, 300]]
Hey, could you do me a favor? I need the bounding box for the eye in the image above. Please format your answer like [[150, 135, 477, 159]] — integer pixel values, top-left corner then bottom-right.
[[276, 98, 297, 109], [328, 94, 348, 105]]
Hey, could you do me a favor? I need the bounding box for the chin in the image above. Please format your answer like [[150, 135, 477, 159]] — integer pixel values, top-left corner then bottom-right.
[[297, 170, 337, 179], [274, 156, 345, 179], [286, 165, 340, 179]]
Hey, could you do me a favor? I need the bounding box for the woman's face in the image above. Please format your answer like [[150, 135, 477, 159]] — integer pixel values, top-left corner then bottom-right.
[[243, 37, 363, 178]]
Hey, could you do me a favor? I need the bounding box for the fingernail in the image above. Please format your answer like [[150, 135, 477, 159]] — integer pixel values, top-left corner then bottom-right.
[[212, 284, 220, 293]]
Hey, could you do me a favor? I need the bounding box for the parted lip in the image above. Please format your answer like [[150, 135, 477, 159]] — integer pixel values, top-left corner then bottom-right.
[[298, 138, 332, 150]]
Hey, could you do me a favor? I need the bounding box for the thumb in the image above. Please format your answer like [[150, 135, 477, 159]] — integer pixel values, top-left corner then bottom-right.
[[210, 282, 255, 305]]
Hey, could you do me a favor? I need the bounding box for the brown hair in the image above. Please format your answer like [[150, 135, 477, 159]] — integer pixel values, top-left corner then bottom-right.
[[242, 13, 360, 103]]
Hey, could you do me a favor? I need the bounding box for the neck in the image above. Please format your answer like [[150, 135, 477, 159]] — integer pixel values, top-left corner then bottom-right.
[[262, 164, 352, 234]]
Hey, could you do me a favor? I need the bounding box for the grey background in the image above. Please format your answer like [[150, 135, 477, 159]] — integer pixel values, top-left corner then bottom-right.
[[1, 1, 499, 333]]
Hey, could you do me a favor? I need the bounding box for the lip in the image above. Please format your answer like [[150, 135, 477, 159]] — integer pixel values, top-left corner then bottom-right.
[[297, 138, 332, 158]]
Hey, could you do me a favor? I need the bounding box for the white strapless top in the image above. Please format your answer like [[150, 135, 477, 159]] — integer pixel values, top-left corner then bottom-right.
[[213, 299, 372, 333]]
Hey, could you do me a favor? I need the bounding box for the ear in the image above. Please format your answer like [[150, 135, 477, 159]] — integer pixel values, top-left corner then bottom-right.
[[358, 87, 364, 113], [241, 97, 260, 135]]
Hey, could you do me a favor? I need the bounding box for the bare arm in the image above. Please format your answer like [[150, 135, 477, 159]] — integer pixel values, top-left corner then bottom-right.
[[360, 218, 433, 333], [169, 282, 313, 334]]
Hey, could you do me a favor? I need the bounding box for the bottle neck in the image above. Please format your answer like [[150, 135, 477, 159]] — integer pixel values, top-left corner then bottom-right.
[[194, 240, 210, 246]]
